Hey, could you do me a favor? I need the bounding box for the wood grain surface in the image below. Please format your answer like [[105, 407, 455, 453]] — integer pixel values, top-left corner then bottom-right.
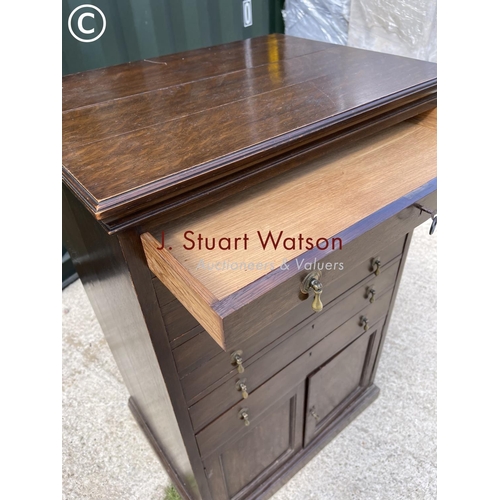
[[62, 34, 436, 222], [145, 116, 436, 300]]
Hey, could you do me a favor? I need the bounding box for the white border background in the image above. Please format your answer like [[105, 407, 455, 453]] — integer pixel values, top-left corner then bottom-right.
[[1, 2, 499, 497], [1, 3, 62, 497]]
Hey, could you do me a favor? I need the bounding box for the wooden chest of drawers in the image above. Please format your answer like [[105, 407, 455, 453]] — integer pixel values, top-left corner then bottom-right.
[[62, 35, 436, 499]]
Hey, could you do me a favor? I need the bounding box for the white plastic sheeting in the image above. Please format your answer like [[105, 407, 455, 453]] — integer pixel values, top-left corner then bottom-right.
[[283, 0, 437, 62], [348, 0, 436, 62], [282, 0, 351, 45]]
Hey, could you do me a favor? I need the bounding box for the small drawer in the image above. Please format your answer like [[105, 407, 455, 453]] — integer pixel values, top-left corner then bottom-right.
[[174, 235, 404, 381], [189, 283, 394, 432], [195, 316, 387, 458]]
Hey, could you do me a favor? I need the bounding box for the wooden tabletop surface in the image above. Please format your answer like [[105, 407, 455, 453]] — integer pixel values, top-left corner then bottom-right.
[[62, 34, 437, 223]]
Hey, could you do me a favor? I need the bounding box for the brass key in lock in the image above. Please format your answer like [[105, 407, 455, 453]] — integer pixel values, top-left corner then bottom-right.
[[239, 408, 250, 426], [300, 271, 323, 312], [236, 379, 249, 399], [231, 350, 245, 373]]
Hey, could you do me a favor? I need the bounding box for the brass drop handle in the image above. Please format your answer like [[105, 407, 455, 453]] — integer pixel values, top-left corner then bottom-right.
[[360, 316, 369, 331], [300, 271, 323, 313], [371, 257, 381, 276], [231, 350, 244, 373], [310, 406, 320, 421], [367, 287, 376, 303], [239, 408, 250, 426], [236, 379, 249, 399]]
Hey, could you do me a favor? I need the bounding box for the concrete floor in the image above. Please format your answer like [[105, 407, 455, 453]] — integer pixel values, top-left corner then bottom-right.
[[62, 222, 436, 500]]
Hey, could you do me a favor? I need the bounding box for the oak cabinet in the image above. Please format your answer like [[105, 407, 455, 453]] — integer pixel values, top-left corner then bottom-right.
[[62, 35, 437, 499]]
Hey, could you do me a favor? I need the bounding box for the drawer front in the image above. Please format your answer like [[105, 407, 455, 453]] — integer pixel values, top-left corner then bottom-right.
[[189, 276, 396, 432], [179, 238, 405, 405], [158, 291, 201, 345], [195, 317, 386, 458], [173, 235, 403, 380]]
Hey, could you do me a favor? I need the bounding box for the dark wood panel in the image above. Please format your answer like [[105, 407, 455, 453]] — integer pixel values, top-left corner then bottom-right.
[[130, 372, 380, 500], [304, 326, 381, 445], [62, 81, 341, 199], [203, 384, 305, 500], [62, 34, 331, 111], [161, 298, 200, 341], [152, 275, 176, 306], [190, 285, 394, 433], [63, 49, 356, 147], [170, 326, 205, 350]]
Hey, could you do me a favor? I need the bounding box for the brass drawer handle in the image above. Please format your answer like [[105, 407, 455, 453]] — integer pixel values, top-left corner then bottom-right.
[[309, 406, 320, 421], [236, 379, 249, 399], [239, 408, 250, 426], [371, 257, 381, 276], [366, 287, 376, 303], [300, 271, 323, 312], [360, 316, 369, 331], [231, 350, 245, 373]]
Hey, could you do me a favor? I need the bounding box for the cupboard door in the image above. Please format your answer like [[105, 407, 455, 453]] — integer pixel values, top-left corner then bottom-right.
[[304, 325, 382, 446], [203, 383, 305, 500]]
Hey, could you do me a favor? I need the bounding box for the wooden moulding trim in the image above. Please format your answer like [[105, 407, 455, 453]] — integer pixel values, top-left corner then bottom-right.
[[140, 233, 225, 349], [62, 82, 436, 225], [213, 178, 437, 318]]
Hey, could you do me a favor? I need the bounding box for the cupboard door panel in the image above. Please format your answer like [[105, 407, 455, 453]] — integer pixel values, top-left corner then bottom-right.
[[204, 383, 304, 500], [304, 326, 381, 446]]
